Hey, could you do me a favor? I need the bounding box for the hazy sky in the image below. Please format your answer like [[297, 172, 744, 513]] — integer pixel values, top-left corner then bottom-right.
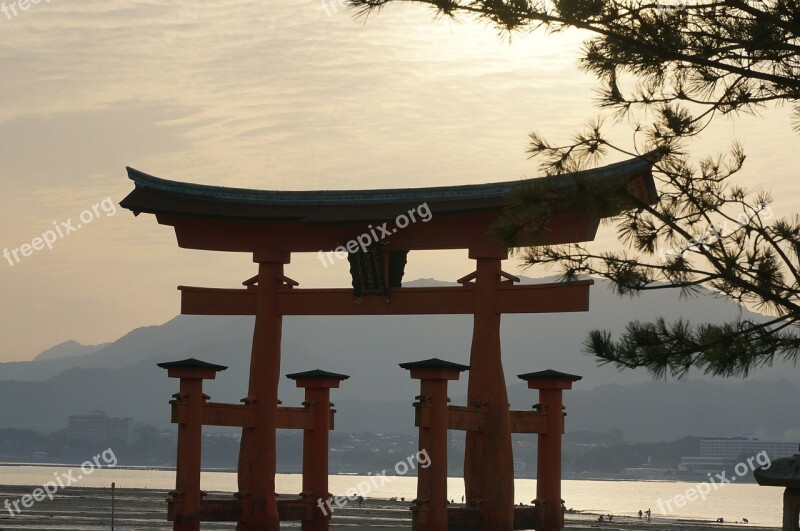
[[1, 0, 798, 361]]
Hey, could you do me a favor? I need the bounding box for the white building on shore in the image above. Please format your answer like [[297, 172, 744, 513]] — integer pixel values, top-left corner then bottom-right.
[[68, 410, 133, 445], [680, 436, 798, 473]]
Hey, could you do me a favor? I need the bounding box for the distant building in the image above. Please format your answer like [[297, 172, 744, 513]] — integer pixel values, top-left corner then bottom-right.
[[678, 456, 731, 474], [699, 437, 798, 460], [68, 410, 133, 445], [680, 436, 798, 474]]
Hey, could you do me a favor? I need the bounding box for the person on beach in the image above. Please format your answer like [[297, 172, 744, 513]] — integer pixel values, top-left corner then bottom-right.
[[638, 509, 643, 519]]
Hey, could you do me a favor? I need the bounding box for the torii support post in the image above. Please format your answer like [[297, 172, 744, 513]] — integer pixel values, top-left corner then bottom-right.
[[782, 489, 800, 531], [286, 369, 350, 531], [158, 358, 228, 531], [401, 358, 469, 531], [238, 250, 290, 531], [518, 370, 582, 531]]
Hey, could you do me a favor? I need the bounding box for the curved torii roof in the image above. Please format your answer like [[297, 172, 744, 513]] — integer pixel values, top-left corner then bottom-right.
[[120, 156, 657, 252]]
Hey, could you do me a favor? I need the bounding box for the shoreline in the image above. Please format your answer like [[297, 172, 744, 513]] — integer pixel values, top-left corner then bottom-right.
[[0, 485, 781, 530]]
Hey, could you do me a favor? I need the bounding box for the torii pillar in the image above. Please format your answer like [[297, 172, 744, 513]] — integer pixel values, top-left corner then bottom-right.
[[238, 250, 290, 531], [464, 244, 515, 530]]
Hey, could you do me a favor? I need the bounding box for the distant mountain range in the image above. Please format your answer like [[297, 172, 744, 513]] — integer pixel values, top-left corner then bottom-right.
[[33, 340, 109, 362], [2, 277, 798, 443]]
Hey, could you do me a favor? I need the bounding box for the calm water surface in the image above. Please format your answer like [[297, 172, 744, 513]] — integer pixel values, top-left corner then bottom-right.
[[0, 465, 783, 526]]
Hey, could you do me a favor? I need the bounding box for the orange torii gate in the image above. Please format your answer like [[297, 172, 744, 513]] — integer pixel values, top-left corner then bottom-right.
[[121, 156, 657, 531]]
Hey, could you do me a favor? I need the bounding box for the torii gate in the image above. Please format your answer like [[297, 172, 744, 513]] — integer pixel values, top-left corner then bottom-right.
[[121, 156, 656, 531]]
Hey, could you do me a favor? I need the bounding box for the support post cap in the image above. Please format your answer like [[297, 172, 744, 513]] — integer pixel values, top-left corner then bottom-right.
[[400, 358, 469, 380], [518, 369, 582, 390], [286, 369, 350, 389], [157, 358, 228, 380]]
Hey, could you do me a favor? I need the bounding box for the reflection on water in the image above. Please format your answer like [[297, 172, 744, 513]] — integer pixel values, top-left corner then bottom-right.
[[0, 465, 783, 526]]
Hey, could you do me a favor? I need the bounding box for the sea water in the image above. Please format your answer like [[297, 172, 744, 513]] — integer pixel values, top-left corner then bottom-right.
[[0, 465, 783, 526]]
